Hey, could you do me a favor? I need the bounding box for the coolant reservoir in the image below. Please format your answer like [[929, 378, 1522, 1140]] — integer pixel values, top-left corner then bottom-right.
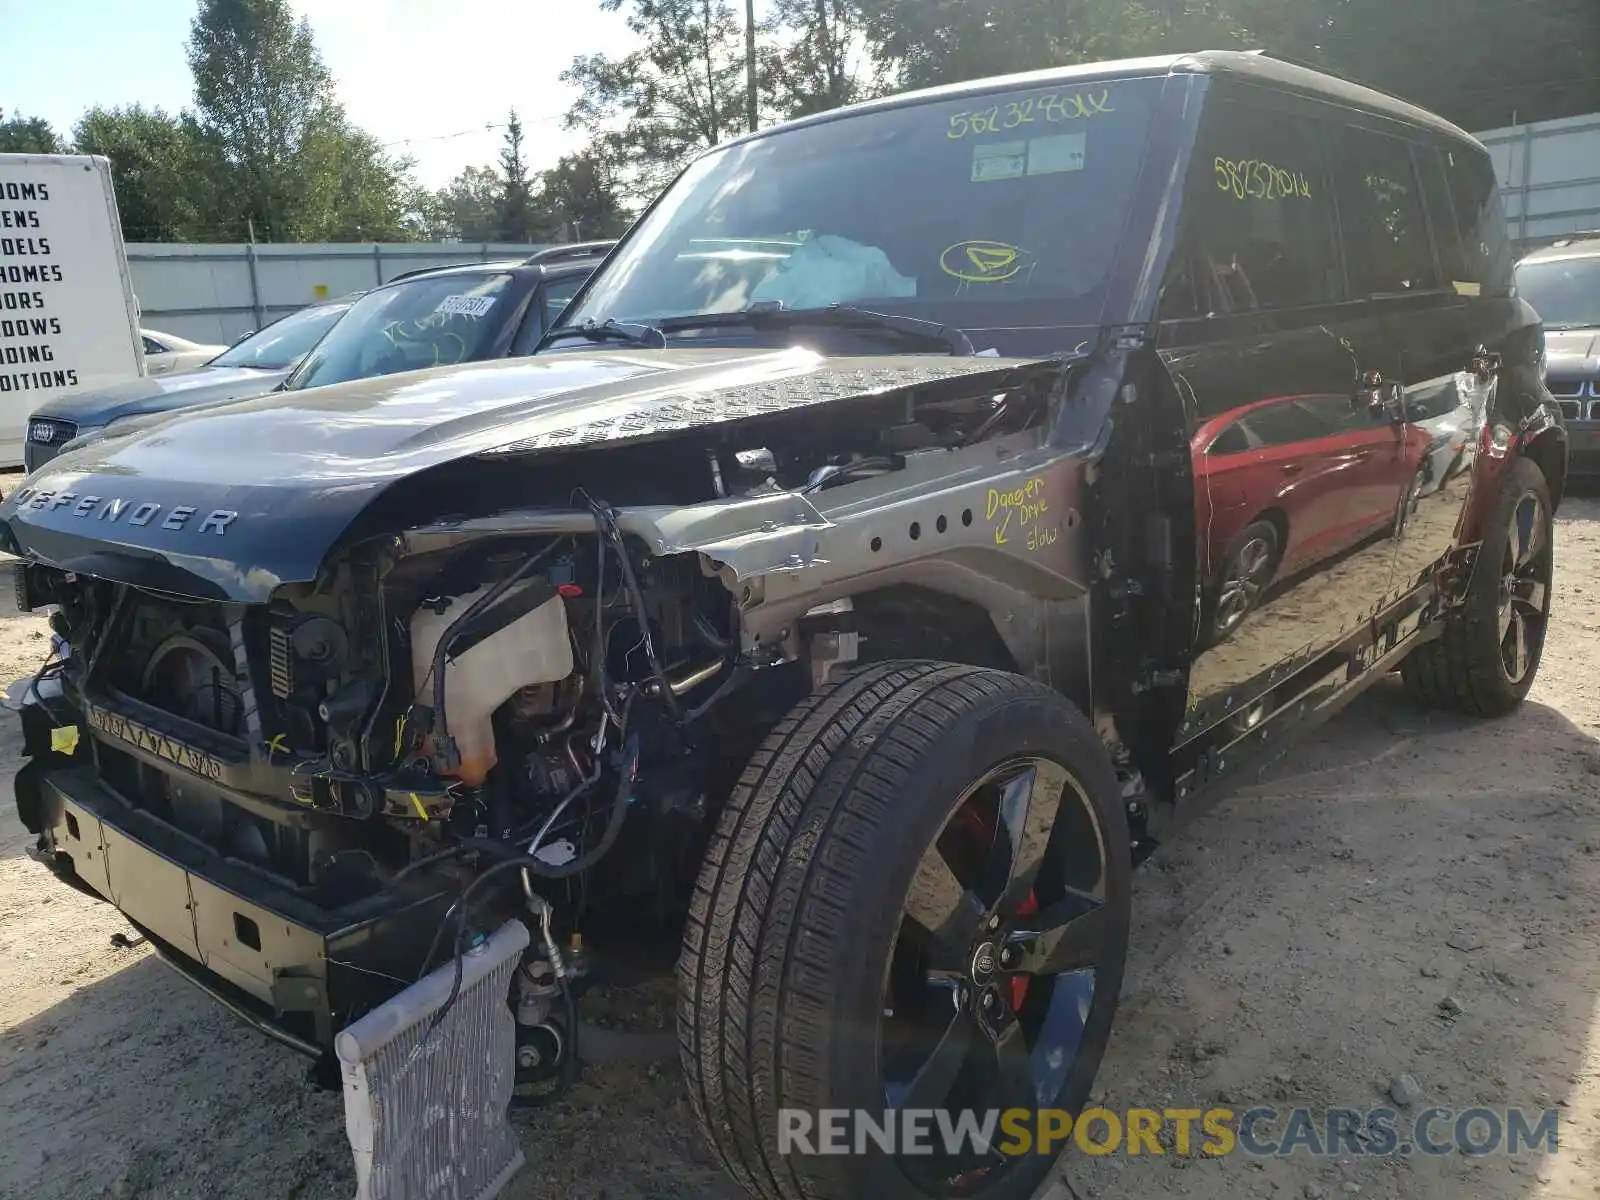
[[410, 582, 574, 785]]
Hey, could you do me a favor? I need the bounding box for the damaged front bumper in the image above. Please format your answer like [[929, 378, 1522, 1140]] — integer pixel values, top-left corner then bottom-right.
[[22, 754, 451, 1055]]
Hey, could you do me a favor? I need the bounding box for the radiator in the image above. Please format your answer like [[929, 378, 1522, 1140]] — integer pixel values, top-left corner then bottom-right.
[[336, 919, 530, 1200]]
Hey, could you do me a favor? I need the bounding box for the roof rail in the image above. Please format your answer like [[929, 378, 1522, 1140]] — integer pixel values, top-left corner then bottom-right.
[[385, 263, 463, 283], [523, 240, 617, 266], [1238, 47, 1379, 89]]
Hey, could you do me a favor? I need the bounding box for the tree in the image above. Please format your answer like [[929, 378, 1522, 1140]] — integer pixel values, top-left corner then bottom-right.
[[72, 106, 199, 241], [1240, 0, 1600, 130], [0, 108, 64, 154], [766, 0, 878, 117], [401, 184, 456, 242], [495, 110, 543, 241], [562, 0, 751, 201], [537, 153, 631, 240], [856, 0, 1251, 91], [429, 165, 503, 241], [186, 0, 415, 241]]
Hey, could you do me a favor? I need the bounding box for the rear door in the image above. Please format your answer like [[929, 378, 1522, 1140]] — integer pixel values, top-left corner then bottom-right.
[[1394, 142, 1515, 587], [1325, 122, 1481, 598]]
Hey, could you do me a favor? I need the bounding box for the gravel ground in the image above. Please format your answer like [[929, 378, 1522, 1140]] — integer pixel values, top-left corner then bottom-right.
[[0, 482, 1595, 1200]]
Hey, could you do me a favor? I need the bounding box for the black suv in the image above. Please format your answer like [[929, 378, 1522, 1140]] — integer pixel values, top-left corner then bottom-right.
[[1, 53, 1565, 1200], [281, 243, 613, 393], [21, 242, 612, 471]]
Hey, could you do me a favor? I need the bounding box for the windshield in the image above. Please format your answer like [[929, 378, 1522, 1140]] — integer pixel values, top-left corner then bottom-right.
[[283, 272, 512, 390], [287, 272, 517, 390], [560, 77, 1160, 337], [1516, 257, 1600, 329], [210, 304, 345, 370]]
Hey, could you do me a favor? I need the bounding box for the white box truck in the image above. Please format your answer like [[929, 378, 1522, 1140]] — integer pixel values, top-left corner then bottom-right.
[[0, 154, 142, 469]]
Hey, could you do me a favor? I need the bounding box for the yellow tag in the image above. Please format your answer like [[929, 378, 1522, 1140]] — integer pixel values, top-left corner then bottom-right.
[[409, 792, 429, 821], [51, 726, 79, 755]]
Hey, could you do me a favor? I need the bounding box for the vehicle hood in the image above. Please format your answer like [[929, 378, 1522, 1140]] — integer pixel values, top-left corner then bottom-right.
[[28, 365, 290, 425], [1544, 327, 1600, 377], [0, 347, 1045, 602]]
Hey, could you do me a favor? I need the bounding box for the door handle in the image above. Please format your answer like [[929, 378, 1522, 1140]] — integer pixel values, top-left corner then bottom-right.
[[1279, 462, 1302, 475], [1470, 347, 1501, 381]]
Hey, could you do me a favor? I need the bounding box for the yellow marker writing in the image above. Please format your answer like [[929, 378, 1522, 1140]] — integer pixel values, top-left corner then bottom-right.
[[409, 792, 429, 821], [940, 240, 1032, 284]]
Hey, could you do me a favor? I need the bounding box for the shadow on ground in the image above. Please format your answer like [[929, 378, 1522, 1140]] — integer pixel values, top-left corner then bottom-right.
[[1059, 682, 1600, 1200]]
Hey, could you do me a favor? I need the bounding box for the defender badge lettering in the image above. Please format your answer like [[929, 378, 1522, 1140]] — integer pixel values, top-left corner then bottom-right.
[[11, 487, 237, 535]]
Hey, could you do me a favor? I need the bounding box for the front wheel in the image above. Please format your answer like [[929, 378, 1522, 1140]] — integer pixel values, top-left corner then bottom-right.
[[678, 662, 1131, 1200]]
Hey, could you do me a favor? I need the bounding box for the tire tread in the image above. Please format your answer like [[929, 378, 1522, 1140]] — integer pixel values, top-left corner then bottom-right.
[[679, 661, 1102, 1200]]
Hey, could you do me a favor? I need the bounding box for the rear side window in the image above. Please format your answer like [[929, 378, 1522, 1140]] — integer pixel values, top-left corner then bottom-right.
[[1417, 148, 1471, 290], [1328, 126, 1439, 296], [1181, 101, 1341, 312], [1443, 145, 1514, 295]]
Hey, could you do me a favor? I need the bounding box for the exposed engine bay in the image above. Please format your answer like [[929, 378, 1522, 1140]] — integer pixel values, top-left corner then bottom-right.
[[6, 350, 1106, 1097]]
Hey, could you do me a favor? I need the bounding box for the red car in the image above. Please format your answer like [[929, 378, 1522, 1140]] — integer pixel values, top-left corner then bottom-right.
[[1194, 391, 1430, 640]]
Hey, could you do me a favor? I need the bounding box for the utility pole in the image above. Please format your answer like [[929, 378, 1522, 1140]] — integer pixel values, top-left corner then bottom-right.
[[745, 0, 758, 132]]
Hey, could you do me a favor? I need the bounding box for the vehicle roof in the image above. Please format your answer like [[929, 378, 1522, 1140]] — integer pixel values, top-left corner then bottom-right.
[[717, 50, 1478, 151], [1519, 236, 1600, 265]]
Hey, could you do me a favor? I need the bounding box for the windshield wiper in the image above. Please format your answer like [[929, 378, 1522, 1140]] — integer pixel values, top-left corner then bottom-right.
[[543, 318, 667, 350], [659, 302, 975, 356]]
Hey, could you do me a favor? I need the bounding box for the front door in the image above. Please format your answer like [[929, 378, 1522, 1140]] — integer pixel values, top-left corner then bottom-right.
[[1161, 86, 1414, 721]]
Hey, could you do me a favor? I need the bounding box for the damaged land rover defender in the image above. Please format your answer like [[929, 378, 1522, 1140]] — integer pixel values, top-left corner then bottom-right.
[[1, 52, 1565, 1200]]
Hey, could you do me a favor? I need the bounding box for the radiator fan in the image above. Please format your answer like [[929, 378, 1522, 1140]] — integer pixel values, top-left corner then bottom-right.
[[140, 631, 244, 736]]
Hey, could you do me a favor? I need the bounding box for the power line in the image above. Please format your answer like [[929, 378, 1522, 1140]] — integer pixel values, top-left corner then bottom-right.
[[380, 112, 566, 150]]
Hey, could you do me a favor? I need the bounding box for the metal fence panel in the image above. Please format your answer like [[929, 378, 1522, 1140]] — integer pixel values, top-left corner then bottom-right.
[[1476, 112, 1600, 249], [126, 242, 555, 344]]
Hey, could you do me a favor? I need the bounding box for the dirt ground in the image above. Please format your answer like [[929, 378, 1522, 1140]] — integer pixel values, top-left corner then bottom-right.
[[0, 488, 1596, 1200]]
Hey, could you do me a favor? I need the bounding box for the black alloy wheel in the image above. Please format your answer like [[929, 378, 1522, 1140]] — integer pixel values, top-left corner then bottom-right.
[[680, 661, 1132, 1200], [1495, 487, 1551, 686], [883, 755, 1116, 1196], [1401, 455, 1554, 717]]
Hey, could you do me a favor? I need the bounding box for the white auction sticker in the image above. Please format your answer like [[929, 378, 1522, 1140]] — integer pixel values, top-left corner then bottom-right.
[[1027, 132, 1087, 175], [971, 141, 1028, 183], [434, 294, 497, 318]]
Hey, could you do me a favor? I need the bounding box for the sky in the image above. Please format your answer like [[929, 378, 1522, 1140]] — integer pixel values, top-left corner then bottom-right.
[[0, 0, 636, 187]]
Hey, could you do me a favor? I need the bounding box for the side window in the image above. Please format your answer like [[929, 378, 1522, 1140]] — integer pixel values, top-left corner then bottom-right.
[[1238, 398, 1339, 447], [1206, 422, 1252, 456], [544, 276, 585, 322], [1443, 145, 1514, 295], [512, 276, 589, 355], [1158, 253, 1204, 320], [1417, 148, 1471, 289], [142, 336, 166, 354], [1181, 99, 1341, 313], [1327, 125, 1439, 296]]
